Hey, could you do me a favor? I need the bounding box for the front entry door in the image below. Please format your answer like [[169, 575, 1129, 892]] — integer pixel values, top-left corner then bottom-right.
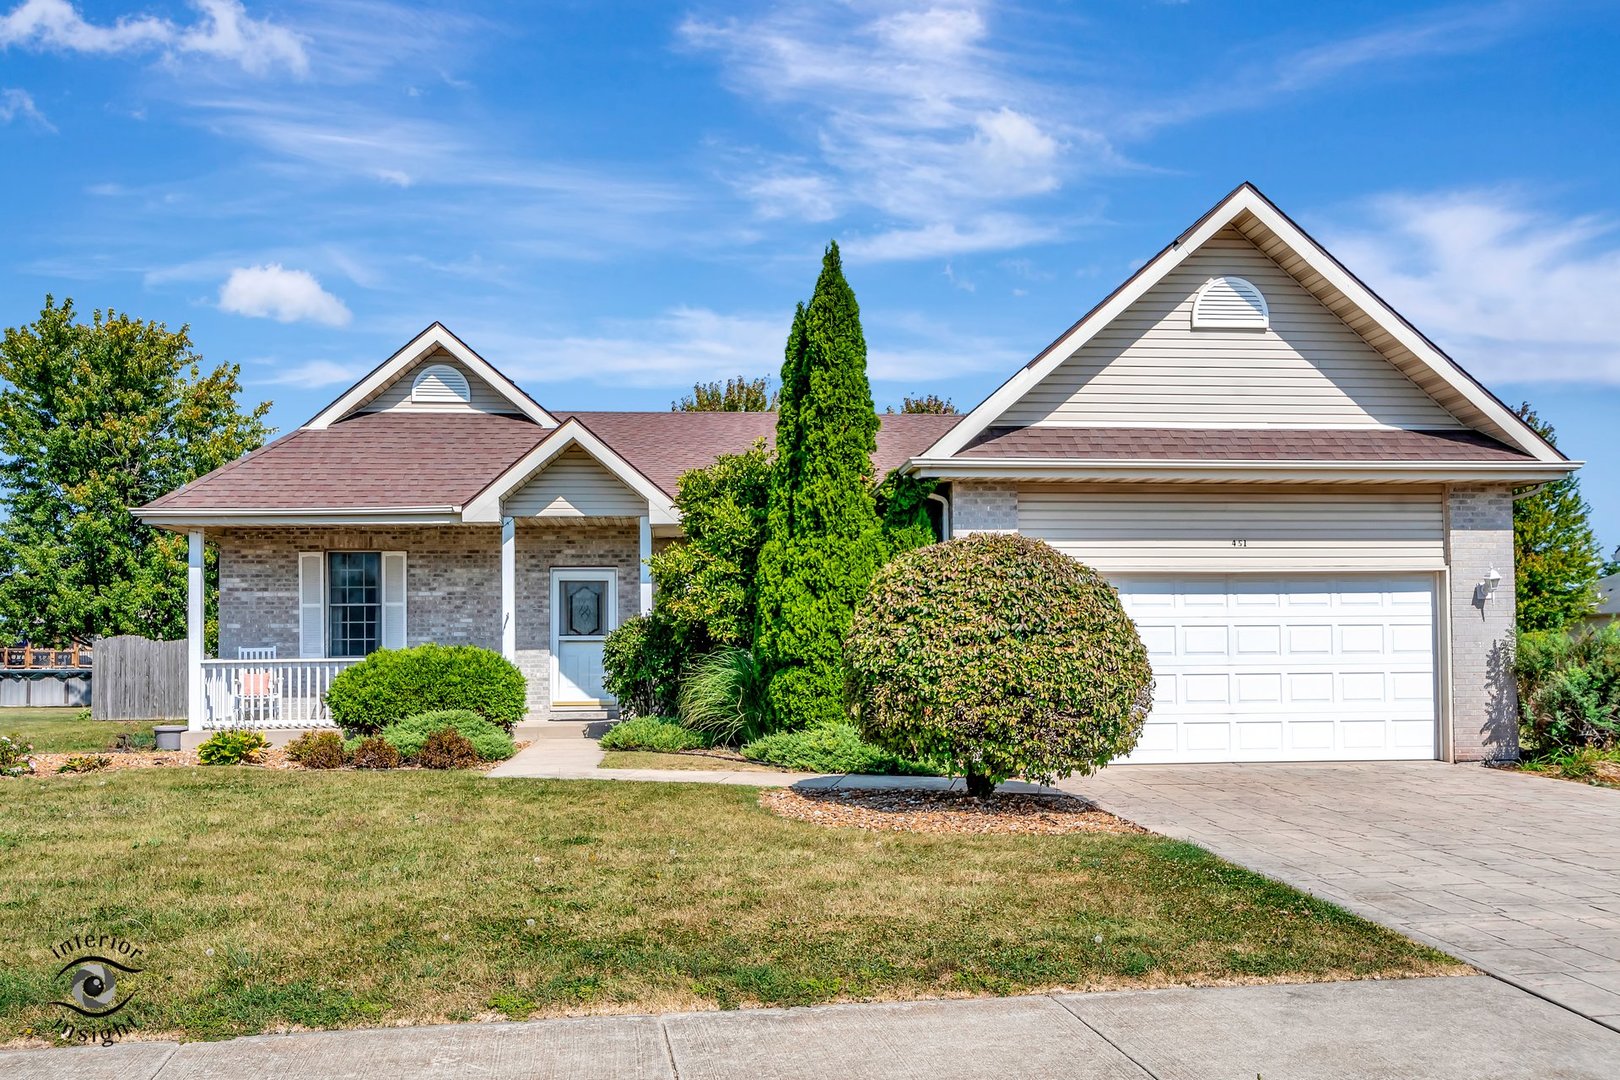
[[550, 569, 616, 707]]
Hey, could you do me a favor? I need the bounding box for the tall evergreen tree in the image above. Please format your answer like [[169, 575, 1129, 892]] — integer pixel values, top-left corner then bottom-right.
[[1513, 402, 1600, 632], [0, 298, 271, 644], [754, 243, 886, 728]]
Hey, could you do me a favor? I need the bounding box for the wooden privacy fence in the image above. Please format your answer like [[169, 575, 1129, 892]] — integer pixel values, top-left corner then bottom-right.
[[92, 635, 187, 721]]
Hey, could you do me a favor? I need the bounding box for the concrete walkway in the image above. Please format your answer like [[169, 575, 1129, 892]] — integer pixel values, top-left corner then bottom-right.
[[491, 721, 1057, 792], [1069, 761, 1620, 1032], [5, 976, 1615, 1079]]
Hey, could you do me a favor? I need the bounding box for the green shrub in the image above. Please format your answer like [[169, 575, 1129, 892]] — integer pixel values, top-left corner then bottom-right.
[[351, 736, 401, 770], [56, 754, 110, 774], [417, 728, 479, 769], [380, 710, 515, 762], [197, 729, 270, 766], [598, 715, 706, 753], [845, 533, 1153, 795], [0, 734, 34, 778], [326, 644, 527, 736], [286, 730, 349, 769], [1517, 625, 1620, 754], [602, 615, 683, 718], [678, 647, 772, 745], [740, 720, 937, 775]]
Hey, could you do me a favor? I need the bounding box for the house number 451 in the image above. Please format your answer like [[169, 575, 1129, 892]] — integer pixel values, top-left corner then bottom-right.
[[1230, 539, 1248, 547]]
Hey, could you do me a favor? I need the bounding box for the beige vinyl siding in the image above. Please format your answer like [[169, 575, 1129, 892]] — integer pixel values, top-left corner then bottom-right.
[[1017, 485, 1445, 572], [505, 446, 647, 518], [358, 354, 519, 416], [999, 227, 1463, 430]]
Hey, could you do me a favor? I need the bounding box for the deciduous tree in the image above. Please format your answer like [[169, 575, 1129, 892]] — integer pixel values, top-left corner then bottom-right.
[[0, 298, 271, 644]]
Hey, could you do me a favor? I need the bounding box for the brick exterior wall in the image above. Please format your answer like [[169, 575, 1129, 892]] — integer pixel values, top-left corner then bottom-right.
[[950, 480, 1018, 535], [1446, 485, 1519, 762], [213, 522, 639, 720]]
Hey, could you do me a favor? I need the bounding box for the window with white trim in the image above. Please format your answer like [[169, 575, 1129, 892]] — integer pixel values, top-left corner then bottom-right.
[[327, 551, 381, 657], [300, 550, 407, 658]]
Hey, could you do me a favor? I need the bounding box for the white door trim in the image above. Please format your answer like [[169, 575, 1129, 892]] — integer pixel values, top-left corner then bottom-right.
[[548, 567, 617, 709]]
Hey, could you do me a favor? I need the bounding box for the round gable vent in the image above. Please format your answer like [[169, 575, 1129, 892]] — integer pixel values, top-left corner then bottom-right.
[[1191, 276, 1269, 330], [411, 362, 472, 404]]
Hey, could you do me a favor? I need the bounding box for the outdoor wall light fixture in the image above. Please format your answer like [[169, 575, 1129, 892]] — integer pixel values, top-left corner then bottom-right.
[[1482, 567, 1503, 601]]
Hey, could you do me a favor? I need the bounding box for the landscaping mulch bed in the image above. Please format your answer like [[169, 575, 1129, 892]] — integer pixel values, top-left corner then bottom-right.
[[16, 740, 530, 778], [760, 787, 1146, 836]]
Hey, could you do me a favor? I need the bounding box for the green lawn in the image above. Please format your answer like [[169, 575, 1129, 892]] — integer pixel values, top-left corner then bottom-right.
[[0, 707, 157, 753], [599, 750, 787, 772], [0, 768, 1463, 1045]]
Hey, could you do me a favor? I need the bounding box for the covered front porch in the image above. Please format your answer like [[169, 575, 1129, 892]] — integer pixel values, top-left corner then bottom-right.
[[185, 514, 654, 731]]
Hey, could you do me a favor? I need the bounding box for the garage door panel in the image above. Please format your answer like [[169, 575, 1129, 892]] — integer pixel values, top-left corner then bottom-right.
[[1113, 573, 1438, 763]]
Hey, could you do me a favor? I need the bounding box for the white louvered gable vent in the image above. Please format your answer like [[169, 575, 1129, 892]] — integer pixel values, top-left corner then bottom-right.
[[411, 363, 472, 404], [1191, 276, 1269, 330]]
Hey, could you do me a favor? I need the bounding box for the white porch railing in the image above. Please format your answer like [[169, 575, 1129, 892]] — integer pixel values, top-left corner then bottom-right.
[[199, 658, 358, 729]]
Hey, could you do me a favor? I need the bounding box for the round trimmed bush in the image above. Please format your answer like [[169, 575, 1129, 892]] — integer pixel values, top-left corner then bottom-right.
[[326, 644, 527, 735], [286, 730, 348, 769], [351, 736, 401, 770], [845, 533, 1153, 795], [381, 709, 516, 762]]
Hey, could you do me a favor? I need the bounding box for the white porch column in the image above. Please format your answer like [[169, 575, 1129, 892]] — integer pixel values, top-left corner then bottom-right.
[[638, 514, 653, 615], [501, 516, 516, 659], [186, 530, 205, 731]]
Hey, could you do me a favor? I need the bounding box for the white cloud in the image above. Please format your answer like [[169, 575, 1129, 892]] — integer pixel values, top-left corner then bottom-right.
[[460, 305, 1013, 390], [1324, 190, 1620, 384], [680, 3, 1097, 259], [219, 264, 352, 326], [0, 86, 50, 128], [263, 359, 359, 388], [844, 214, 1059, 261], [0, 0, 306, 75]]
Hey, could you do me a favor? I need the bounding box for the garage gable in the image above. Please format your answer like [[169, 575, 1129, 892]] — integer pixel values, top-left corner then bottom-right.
[[997, 225, 1462, 430], [920, 184, 1564, 464]]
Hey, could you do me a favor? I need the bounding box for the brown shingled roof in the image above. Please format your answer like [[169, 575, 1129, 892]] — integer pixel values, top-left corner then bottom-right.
[[561, 411, 962, 497], [141, 410, 965, 513], [144, 411, 548, 510], [957, 426, 1533, 462]]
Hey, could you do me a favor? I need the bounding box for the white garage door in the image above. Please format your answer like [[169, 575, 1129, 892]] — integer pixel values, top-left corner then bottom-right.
[[1113, 574, 1438, 764]]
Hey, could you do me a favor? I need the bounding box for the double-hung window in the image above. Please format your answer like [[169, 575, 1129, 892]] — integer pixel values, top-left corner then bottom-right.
[[327, 552, 382, 657], [298, 549, 407, 658]]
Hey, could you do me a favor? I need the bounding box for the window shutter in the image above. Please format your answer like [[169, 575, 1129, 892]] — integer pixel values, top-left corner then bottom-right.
[[298, 552, 325, 658], [381, 551, 407, 650]]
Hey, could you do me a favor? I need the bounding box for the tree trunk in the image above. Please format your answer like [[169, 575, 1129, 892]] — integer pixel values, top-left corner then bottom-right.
[[964, 771, 995, 798]]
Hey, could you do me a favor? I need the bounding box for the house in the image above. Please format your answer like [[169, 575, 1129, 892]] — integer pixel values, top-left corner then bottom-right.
[[136, 183, 1577, 763], [1580, 573, 1620, 631]]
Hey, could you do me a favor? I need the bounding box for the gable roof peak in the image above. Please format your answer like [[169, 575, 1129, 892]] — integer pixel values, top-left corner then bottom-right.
[[918, 182, 1564, 465], [303, 322, 556, 431]]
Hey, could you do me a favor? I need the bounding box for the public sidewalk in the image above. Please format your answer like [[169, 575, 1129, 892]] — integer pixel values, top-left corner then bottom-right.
[[4, 976, 1615, 1079]]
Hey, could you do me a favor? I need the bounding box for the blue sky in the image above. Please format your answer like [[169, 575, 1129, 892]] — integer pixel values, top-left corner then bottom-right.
[[3, 1, 1619, 545]]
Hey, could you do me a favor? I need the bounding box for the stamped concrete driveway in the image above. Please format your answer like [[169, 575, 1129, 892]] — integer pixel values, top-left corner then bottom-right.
[[1069, 762, 1620, 1031]]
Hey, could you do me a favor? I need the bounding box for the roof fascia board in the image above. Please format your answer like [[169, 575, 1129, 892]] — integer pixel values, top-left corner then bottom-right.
[[921, 184, 1563, 464], [136, 508, 464, 529], [908, 456, 1579, 485], [305, 323, 556, 430], [464, 418, 680, 525]]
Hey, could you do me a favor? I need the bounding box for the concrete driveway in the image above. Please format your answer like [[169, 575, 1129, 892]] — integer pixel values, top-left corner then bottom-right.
[[1069, 761, 1620, 1031]]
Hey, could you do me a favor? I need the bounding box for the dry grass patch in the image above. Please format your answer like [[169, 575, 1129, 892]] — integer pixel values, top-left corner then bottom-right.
[[0, 768, 1464, 1046], [762, 788, 1144, 835]]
